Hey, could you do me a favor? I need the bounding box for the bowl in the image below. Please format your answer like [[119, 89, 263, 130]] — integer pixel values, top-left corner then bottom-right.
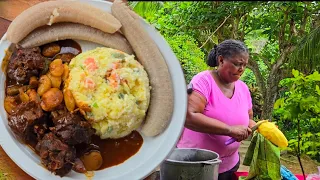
[[0, 0, 187, 179]]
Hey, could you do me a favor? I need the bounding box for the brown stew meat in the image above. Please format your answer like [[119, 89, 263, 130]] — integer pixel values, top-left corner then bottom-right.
[[36, 132, 76, 177], [50, 110, 94, 146], [6, 47, 45, 85], [2, 40, 143, 177], [8, 101, 47, 144]]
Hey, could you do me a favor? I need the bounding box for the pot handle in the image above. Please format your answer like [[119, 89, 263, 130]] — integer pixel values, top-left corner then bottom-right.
[[201, 159, 222, 165]]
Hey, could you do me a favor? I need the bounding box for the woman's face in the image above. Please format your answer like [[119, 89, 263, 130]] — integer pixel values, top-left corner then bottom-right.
[[217, 52, 249, 83]]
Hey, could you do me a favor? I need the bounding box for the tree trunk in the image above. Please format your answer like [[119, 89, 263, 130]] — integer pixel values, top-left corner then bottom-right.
[[261, 73, 281, 120], [247, 58, 266, 99], [247, 61, 280, 120], [260, 46, 294, 120]]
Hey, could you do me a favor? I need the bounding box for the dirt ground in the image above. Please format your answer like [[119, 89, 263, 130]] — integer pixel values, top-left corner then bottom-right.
[[280, 153, 319, 175]]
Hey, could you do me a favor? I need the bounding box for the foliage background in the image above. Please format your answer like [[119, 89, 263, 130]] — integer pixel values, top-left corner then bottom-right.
[[130, 1, 320, 161], [274, 70, 320, 161]]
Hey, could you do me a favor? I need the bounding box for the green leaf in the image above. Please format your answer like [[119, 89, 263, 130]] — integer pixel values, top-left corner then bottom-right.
[[288, 139, 298, 144], [306, 151, 318, 156], [211, 35, 219, 45], [307, 71, 320, 81], [292, 69, 300, 78], [274, 98, 284, 109], [302, 132, 313, 138], [300, 96, 317, 111], [316, 85, 320, 95]]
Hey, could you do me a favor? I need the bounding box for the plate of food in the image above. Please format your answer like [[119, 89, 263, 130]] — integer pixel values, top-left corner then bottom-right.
[[0, 0, 187, 179]]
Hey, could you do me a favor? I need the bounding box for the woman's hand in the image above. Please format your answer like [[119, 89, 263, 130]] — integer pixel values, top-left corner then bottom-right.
[[249, 119, 257, 129], [228, 125, 252, 142]]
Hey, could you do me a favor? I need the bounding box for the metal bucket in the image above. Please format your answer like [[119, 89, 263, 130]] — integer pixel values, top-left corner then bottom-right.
[[160, 148, 222, 180]]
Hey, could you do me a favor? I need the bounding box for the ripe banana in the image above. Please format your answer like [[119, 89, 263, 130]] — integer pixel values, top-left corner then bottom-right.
[[6, 0, 122, 44], [112, 0, 174, 137], [20, 22, 133, 55]]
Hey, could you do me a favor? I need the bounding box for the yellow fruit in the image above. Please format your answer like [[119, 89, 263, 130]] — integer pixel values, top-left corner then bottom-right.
[[258, 121, 288, 148]]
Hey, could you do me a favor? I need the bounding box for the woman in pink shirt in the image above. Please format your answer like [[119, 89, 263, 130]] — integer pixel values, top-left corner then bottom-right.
[[177, 39, 257, 180]]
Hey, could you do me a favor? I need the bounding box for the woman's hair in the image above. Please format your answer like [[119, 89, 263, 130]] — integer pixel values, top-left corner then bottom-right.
[[207, 39, 249, 67]]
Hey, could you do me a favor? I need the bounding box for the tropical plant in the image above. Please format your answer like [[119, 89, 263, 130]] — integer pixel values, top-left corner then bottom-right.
[[289, 25, 320, 75], [274, 70, 320, 162], [128, 1, 164, 21], [164, 34, 208, 83]]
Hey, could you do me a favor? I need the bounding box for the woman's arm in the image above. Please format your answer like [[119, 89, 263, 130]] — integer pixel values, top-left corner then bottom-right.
[[185, 91, 250, 140]]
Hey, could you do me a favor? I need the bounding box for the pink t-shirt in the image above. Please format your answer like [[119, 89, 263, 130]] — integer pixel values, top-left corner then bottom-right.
[[177, 70, 252, 173]]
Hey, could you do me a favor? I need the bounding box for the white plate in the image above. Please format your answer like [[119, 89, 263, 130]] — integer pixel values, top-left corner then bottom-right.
[[0, 0, 187, 179]]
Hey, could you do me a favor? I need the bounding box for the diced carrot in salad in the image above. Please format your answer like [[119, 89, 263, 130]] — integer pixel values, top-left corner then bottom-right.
[[80, 73, 86, 79], [108, 71, 120, 88], [84, 57, 98, 71], [112, 62, 121, 69], [84, 77, 95, 89]]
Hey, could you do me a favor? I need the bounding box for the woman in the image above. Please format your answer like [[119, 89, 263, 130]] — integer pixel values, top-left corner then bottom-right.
[[177, 39, 257, 180]]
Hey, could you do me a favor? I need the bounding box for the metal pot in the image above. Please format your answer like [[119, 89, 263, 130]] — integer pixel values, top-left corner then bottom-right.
[[160, 148, 222, 180]]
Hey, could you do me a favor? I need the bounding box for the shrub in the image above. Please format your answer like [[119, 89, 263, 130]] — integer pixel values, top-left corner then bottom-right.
[[273, 70, 320, 161], [164, 34, 208, 83]]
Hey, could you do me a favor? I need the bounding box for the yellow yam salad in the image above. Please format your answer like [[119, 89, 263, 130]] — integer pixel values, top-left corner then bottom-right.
[[65, 47, 150, 139]]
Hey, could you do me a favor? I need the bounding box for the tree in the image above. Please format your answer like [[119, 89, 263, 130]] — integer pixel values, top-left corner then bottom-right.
[[138, 1, 320, 119], [245, 2, 320, 119]]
